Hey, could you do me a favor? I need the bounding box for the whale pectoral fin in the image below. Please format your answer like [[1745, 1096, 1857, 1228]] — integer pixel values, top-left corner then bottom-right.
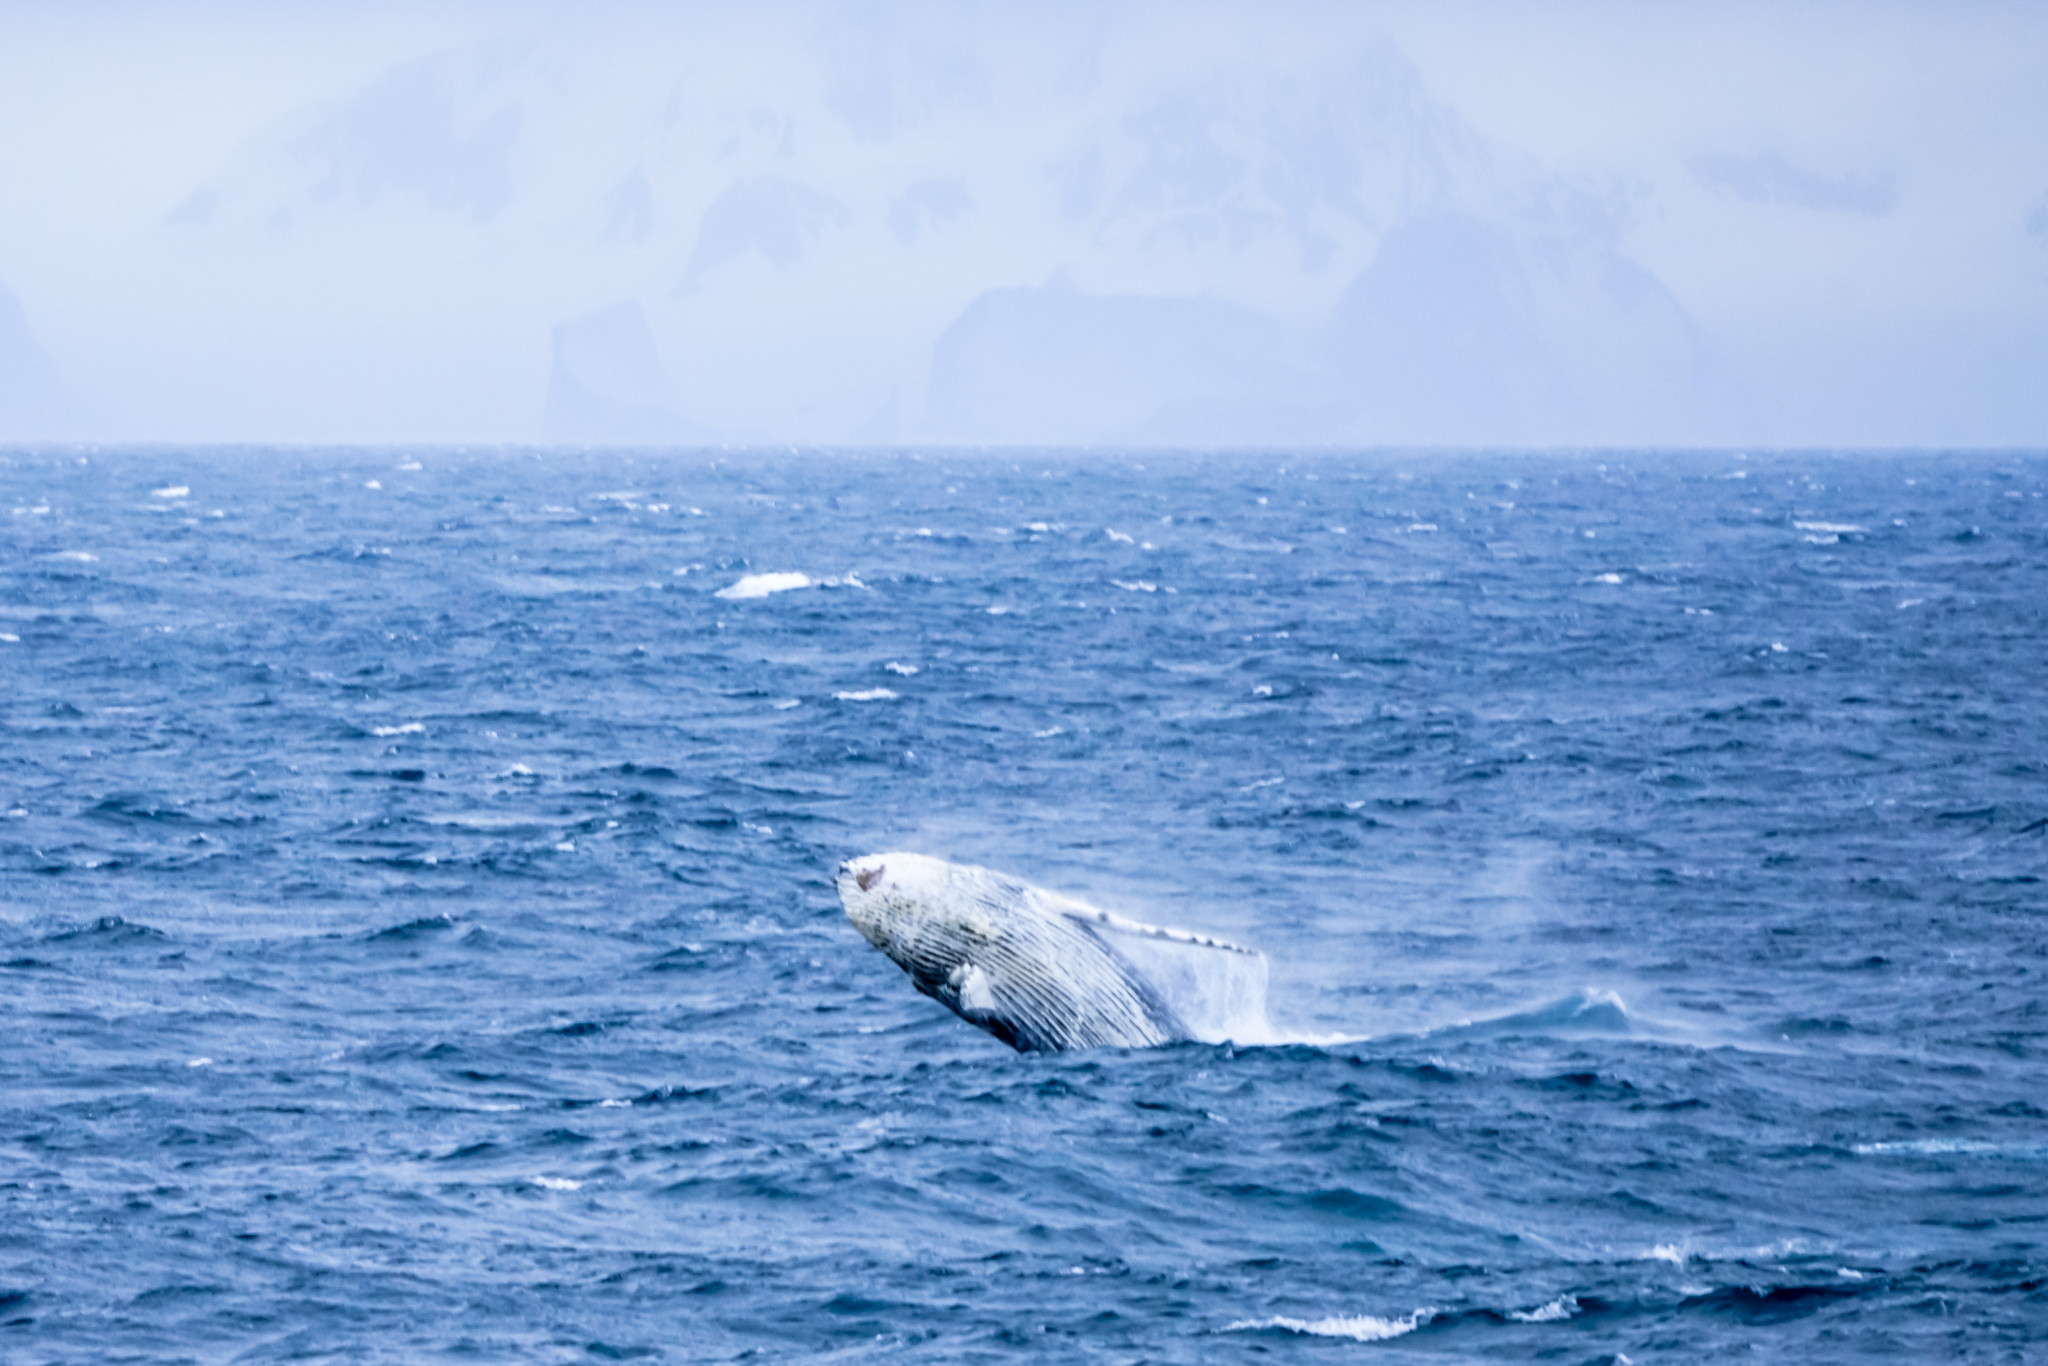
[[946, 962, 1001, 1019], [927, 961, 1044, 1051]]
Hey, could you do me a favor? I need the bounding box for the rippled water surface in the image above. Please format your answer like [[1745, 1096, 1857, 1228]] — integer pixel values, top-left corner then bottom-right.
[[3, 448, 2045, 1362]]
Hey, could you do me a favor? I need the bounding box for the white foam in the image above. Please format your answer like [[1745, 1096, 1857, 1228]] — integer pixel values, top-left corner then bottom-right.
[[363, 480, 382, 490], [51, 550, 98, 562], [421, 813, 545, 831], [885, 661, 918, 675], [1406, 522, 1437, 532], [371, 722, 425, 737], [985, 604, 1012, 615], [1593, 572, 1623, 584], [1033, 726, 1065, 738], [532, 1175, 582, 1191], [186, 1057, 213, 1068], [1855, 1138, 2048, 1158], [1226, 1309, 1432, 1341], [772, 699, 801, 710], [715, 571, 864, 600], [835, 688, 897, 701], [1509, 1296, 1579, 1323], [152, 485, 189, 499], [717, 571, 812, 599], [1795, 520, 1865, 533], [397, 460, 423, 471], [0, 634, 18, 644], [1111, 579, 1157, 592], [1106, 528, 1134, 544]]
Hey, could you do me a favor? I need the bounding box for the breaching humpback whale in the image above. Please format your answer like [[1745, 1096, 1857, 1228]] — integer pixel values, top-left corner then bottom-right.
[[835, 852, 1268, 1053]]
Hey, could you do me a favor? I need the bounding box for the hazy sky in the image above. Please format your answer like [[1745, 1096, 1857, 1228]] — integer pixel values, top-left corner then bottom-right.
[[2, 1, 2044, 447]]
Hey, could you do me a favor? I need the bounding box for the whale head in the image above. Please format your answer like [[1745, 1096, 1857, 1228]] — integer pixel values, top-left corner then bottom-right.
[[835, 851, 985, 970]]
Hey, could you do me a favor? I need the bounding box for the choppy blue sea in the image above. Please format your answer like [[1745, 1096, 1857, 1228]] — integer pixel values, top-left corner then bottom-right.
[[2, 448, 2045, 1363]]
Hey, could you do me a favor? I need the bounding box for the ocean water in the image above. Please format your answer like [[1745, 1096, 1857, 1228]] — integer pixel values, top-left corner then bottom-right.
[[2, 447, 2044, 1363]]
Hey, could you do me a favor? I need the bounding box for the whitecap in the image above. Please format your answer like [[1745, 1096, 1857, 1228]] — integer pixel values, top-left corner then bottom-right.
[[0, 633, 18, 643], [716, 572, 812, 599], [363, 480, 382, 490], [1897, 598, 1924, 609], [1406, 522, 1437, 533], [1855, 1138, 2048, 1159], [371, 722, 425, 737], [1111, 580, 1157, 593], [1593, 572, 1623, 584], [1106, 528, 1134, 544], [397, 460, 423, 471], [50, 550, 98, 563], [532, 1175, 582, 1191], [1795, 520, 1865, 534], [835, 688, 897, 702], [1033, 726, 1065, 738], [1508, 1295, 1579, 1323], [771, 699, 801, 710], [985, 604, 1012, 615], [1226, 1309, 1433, 1341], [885, 662, 918, 675], [152, 485, 190, 499]]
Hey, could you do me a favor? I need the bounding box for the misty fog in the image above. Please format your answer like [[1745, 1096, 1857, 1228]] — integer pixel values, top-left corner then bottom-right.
[[1, 0, 2043, 447]]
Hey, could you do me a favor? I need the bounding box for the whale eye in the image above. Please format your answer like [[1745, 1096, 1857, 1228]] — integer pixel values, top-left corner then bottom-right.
[[855, 863, 885, 893]]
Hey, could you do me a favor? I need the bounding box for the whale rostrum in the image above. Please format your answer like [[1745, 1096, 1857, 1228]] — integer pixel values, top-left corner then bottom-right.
[[836, 852, 1268, 1053]]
